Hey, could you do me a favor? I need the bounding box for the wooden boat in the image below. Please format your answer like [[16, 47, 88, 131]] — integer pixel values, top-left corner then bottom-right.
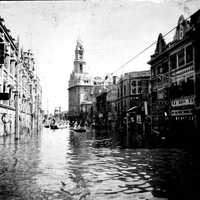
[[57, 123, 68, 129], [44, 120, 50, 128], [50, 124, 58, 129], [44, 124, 50, 128], [73, 127, 86, 132], [50, 119, 58, 129]]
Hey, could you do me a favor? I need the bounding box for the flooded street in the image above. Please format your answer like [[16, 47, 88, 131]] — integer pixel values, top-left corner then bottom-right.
[[0, 128, 196, 200]]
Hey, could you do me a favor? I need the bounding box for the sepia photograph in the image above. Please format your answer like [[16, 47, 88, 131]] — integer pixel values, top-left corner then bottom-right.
[[0, 0, 200, 199]]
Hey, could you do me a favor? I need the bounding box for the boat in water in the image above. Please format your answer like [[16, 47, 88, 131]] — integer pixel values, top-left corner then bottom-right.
[[50, 123, 58, 129], [50, 118, 58, 130], [57, 122, 68, 129], [43, 119, 50, 128], [73, 126, 87, 132], [44, 124, 50, 128]]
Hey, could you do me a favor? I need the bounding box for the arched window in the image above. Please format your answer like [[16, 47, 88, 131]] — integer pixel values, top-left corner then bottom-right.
[[80, 64, 83, 73], [179, 24, 184, 40], [3, 81, 6, 93]]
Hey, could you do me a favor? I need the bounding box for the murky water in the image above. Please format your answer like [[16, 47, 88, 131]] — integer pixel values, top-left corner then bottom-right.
[[0, 128, 195, 200]]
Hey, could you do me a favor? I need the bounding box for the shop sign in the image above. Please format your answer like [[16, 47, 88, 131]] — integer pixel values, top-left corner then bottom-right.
[[171, 109, 192, 116], [171, 96, 194, 107]]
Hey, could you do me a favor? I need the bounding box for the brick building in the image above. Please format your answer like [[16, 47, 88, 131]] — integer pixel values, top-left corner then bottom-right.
[[148, 9, 200, 144], [116, 70, 150, 123], [116, 70, 150, 146]]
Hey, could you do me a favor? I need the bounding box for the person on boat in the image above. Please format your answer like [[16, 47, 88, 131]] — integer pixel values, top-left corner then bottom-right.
[[74, 121, 78, 128], [51, 118, 56, 125]]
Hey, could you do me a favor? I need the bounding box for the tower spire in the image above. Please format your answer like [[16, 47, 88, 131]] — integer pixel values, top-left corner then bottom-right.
[[74, 40, 86, 73]]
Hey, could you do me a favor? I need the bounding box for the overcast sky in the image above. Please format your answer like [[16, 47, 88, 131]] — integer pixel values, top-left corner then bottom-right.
[[0, 0, 199, 112]]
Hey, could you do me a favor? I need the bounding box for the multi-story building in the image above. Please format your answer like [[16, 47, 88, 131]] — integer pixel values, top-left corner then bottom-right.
[[89, 76, 104, 124], [116, 70, 150, 120], [148, 9, 200, 143], [191, 10, 200, 135], [106, 76, 118, 131], [0, 18, 17, 136], [115, 70, 150, 146], [0, 17, 42, 137], [90, 76, 118, 129], [68, 41, 93, 121]]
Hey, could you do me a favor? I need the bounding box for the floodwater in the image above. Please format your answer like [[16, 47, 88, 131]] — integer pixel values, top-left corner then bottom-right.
[[0, 128, 197, 200]]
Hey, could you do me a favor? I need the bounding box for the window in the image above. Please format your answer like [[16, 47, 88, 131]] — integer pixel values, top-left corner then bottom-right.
[[80, 64, 83, 73], [186, 45, 193, 63], [10, 62, 13, 74], [4, 56, 9, 69], [131, 80, 136, 87], [157, 66, 160, 75], [124, 85, 126, 96], [151, 68, 155, 77], [3, 82, 6, 93], [124, 100, 126, 110], [162, 62, 168, 73], [138, 81, 142, 87], [179, 25, 184, 40], [131, 88, 136, 94], [138, 87, 142, 94], [0, 43, 5, 64], [170, 54, 177, 70], [178, 49, 185, 67]]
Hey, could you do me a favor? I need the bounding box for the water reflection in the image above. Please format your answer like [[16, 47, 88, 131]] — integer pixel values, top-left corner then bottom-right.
[[0, 128, 194, 199]]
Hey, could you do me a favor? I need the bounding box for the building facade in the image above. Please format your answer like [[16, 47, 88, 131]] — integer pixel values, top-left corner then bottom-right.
[[106, 76, 118, 131], [116, 70, 150, 146], [68, 41, 93, 121], [0, 17, 42, 137], [116, 70, 150, 121], [148, 10, 200, 144]]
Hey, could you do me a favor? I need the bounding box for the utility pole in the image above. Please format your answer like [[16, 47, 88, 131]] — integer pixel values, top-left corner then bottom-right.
[[15, 36, 20, 140]]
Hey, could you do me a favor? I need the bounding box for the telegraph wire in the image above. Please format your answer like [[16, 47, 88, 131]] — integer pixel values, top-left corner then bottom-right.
[[104, 14, 192, 80]]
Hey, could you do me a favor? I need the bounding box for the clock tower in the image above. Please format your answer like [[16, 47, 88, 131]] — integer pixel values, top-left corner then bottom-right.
[[68, 40, 93, 121]]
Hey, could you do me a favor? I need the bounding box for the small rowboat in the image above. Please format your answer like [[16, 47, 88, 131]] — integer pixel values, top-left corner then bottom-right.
[[73, 127, 86, 133], [50, 124, 58, 130]]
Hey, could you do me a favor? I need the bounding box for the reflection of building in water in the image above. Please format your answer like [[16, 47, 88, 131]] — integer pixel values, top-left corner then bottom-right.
[[68, 131, 91, 195], [68, 41, 93, 121]]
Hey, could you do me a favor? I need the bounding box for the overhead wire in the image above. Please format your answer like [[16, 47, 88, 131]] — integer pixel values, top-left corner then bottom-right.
[[104, 14, 192, 80]]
